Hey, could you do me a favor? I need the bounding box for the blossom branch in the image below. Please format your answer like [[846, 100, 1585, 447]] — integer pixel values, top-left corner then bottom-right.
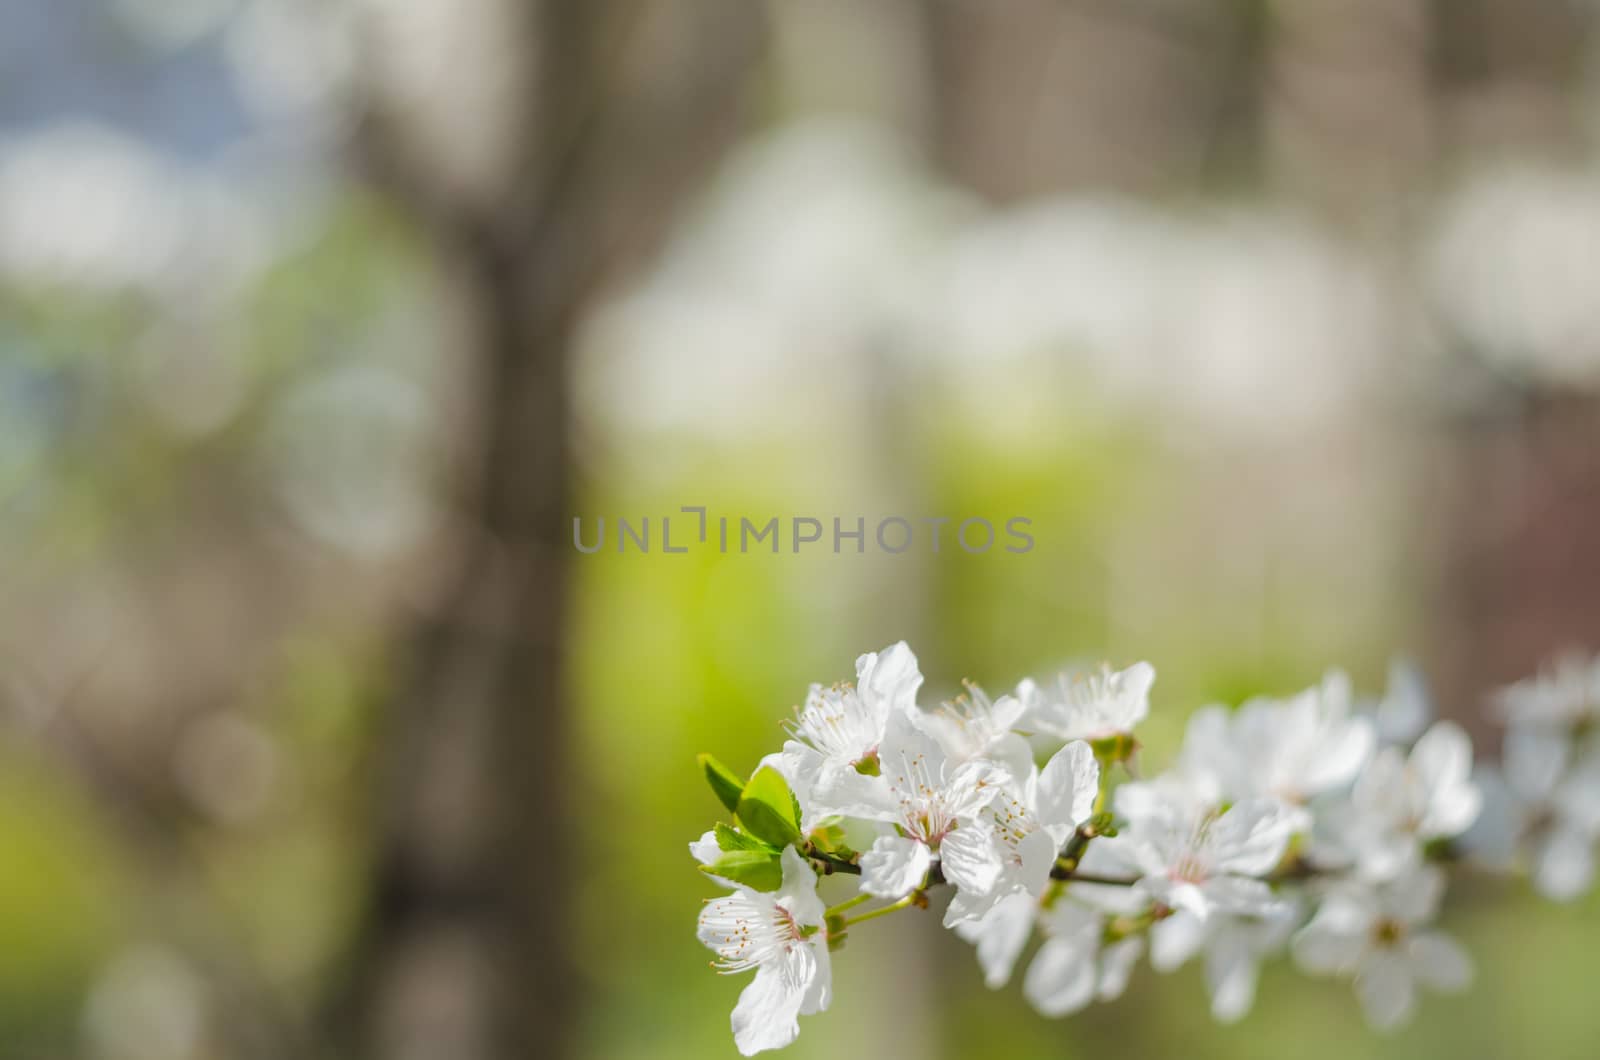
[[695, 643, 1594, 1055]]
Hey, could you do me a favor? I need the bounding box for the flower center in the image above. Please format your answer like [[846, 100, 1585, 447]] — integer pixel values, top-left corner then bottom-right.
[[1167, 812, 1221, 883], [706, 898, 808, 975], [984, 792, 1034, 864], [1372, 917, 1406, 946], [788, 683, 878, 760], [890, 751, 958, 844], [1170, 851, 1210, 884]]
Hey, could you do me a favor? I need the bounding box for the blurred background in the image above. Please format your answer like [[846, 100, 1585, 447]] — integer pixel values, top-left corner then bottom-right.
[[5, 1, 1600, 1058]]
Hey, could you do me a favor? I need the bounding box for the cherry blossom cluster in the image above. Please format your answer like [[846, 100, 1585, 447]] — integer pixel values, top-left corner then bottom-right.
[[692, 643, 1600, 1055]]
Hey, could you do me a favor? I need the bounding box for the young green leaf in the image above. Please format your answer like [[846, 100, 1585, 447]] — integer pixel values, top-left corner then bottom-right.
[[736, 766, 803, 849], [715, 822, 772, 853], [701, 849, 783, 892], [699, 753, 745, 814]]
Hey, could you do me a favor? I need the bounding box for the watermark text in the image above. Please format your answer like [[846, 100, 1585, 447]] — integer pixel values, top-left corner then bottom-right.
[[572, 507, 1034, 555]]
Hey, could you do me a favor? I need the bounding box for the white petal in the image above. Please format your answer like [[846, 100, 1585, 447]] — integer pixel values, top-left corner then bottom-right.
[[1292, 923, 1366, 975], [1385, 865, 1446, 924], [1012, 677, 1048, 727], [692, 830, 743, 888], [776, 846, 826, 926], [1552, 759, 1600, 834], [690, 829, 722, 866], [987, 732, 1037, 781], [1121, 813, 1188, 877], [1037, 895, 1102, 935], [1036, 740, 1100, 842], [1015, 829, 1059, 898], [1023, 932, 1099, 1017], [1321, 669, 1354, 713], [875, 711, 944, 776], [1112, 779, 1180, 825], [1205, 932, 1261, 1023], [1200, 875, 1278, 917], [1503, 726, 1569, 803], [1097, 937, 1143, 1000], [944, 834, 1047, 927], [945, 758, 1007, 819], [856, 641, 923, 719], [800, 944, 832, 1016], [1355, 953, 1416, 1032], [1376, 660, 1432, 746], [989, 693, 1027, 732], [1141, 877, 1210, 921], [811, 766, 898, 820], [941, 886, 992, 927], [1068, 879, 1151, 919], [1180, 706, 1235, 773], [731, 948, 811, 1056], [1119, 661, 1156, 722], [1149, 909, 1208, 972], [1420, 782, 1482, 840], [859, 835, 931, 899], [1078, 833, 1148, 879], [953, 891, 1037, 989], [1210, 799, 1294, 877], [1408, 931, 1472, 992], [939, 826, 1003, 896], [1457, 766, 1521, 869], [1301, 718, 1376, 796], [911, 705, 982, 763], [1352, 748, 1409, 819], [775, 745, 823, 810], [1356, 831, 1422, 882], [1533, 825, 1596, 901], [700, 892, 771, 955], [1412, 721, 1474, 792]]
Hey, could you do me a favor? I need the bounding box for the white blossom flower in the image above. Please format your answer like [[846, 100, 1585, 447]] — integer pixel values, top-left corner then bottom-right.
[[1016, 661, 1155, 742], [698, 846, 831, 1056], [690, 644, 1600, 1047], [1148, 902, 1299, 1023], [1174, 671, 1374, 814], [914, 680, 1033, 777], [844, 720, 1007, 901], [1367, 659, 1433, 747], [1493, 652, 1600, 733], [1529, 763, 1600, 901], [944, 740, 1100, 926], [1113, 792, 1295, 921], [1021, 887, 1146, 1017], [952, 890, 1038, 989], [1292, 866, 1472, 1031], [952, 839, 1129, 990], [1471, 729, 1600, 900], [776, 642, 922, 818], [1332, 721, 1482, 881]]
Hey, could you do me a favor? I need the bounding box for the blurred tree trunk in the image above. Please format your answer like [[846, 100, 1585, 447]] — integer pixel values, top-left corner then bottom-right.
[[922, 0, 1263, 199], [1422, 0, 1597, 734], [329, 3, 767, 1059], [1428, 392, 1600, 744]]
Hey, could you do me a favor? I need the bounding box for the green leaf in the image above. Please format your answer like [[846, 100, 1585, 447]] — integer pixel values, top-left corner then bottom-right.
[[736, 767, 802, 849], [715, 822, 772, 853], [699, 753, 745, 814], [701, 849, 783, 891]]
